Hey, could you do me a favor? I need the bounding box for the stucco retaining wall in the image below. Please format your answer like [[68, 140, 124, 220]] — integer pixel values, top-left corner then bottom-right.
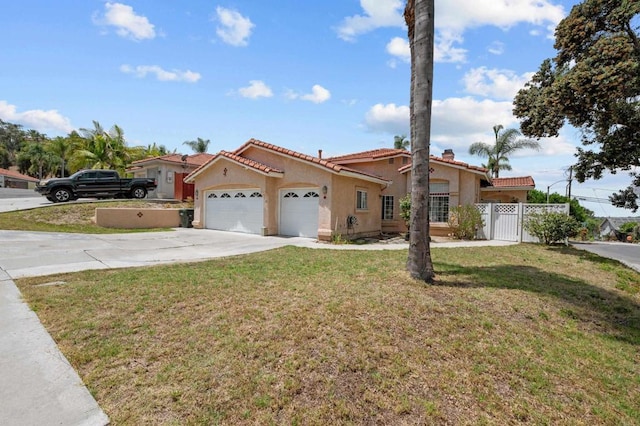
[[95, 208, 181, 228]]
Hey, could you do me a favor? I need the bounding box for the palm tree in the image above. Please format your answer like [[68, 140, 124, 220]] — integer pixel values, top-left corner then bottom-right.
[[71, 121, 132, 173], [183, 137, 210, 153], [394, 135, 410, 150], [405, 0, 435, 283], [469, 124, 541, 178], [46, 136, 72, 177], [17, 140, 56, 179]]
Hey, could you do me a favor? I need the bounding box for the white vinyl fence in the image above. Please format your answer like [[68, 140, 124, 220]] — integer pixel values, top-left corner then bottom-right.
[[475, 203, 570, 242]]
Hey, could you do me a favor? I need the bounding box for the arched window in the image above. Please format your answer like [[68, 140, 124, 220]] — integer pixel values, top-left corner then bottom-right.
[[283, 192, 299, 198], [304, 191, 319, 198]]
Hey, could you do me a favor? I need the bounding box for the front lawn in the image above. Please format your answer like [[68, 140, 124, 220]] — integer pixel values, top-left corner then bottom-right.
[[17, 244, 640, 424]]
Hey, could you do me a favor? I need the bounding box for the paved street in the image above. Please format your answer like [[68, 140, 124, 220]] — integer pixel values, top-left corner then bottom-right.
[[572, 241, 640, 273]]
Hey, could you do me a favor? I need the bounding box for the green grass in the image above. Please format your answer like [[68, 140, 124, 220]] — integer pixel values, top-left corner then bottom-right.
[[17, 244, 640, 425], [0, 200, 190, 233]]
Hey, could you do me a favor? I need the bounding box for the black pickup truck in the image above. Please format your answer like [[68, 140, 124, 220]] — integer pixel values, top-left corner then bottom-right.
[[35, 169, 158, 203]]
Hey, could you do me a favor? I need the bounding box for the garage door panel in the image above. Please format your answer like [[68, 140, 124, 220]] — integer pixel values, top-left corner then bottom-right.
[[206, 190, 263, 234], [280, 189, 319, 238]]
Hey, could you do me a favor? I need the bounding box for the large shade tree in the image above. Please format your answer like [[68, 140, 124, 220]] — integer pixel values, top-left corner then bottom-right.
[[514, 0, 640, 211], [71, 121, 132, 173], [468, 124, 540, 178], [405, 0, 435, 283]]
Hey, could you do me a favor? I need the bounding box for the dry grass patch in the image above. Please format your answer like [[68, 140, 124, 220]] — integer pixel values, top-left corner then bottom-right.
[[18, 244, 640, 424]]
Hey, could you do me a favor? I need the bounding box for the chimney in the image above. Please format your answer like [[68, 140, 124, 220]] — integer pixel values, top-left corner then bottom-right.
[[318, 149, 323, 159], [442, 149, 455, 160]]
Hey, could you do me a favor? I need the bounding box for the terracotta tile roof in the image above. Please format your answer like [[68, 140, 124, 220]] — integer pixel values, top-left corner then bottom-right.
[[398, 155, 489, 174], [185, 138, 388, 182], [490, 176, 535, 188], [233, 139, 389, 182], [217, 151, 284, 174], [0, 168, 39, 182], [131, 153, 214, 167], [327, 148, 410, 163]]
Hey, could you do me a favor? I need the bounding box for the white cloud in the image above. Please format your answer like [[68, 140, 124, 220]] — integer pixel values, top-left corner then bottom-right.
[[238, 80, 273, 99], [342, 0, 566, 64], [120, 64, 201, 83], [0, 101, 73, 134], [386, 37, 410, 63], [215, 7, 254, 47], [336, 0, 405, 41], [94, 2, 156, 41], [287, 85, 331, 104], [364, 103, 409, 134], [487, 41, 505, 55], [462, 67, 534, 100]]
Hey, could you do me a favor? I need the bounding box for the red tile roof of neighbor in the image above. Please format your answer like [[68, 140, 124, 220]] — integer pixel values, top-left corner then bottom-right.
[[490, 176, 535, 188], [0, 168, 39, 182]]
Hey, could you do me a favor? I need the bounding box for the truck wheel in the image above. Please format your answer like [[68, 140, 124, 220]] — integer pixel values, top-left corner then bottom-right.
[[131, 187, 147, 199], [53, 188, 72, 203]]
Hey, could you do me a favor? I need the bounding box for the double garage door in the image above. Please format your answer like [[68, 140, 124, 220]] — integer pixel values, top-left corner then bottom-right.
[[205, 188, 319, 237]]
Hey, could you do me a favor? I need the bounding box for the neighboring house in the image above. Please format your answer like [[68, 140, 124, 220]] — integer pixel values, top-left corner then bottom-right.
[[185, 139, 534, 240], [599, 217, 640, 239], [480, 176, 535, 203], [128, 153, 213, 200], [0, 168, 39, 189]]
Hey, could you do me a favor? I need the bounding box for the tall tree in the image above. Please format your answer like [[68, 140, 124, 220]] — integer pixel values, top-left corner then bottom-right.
[[46, 136, 72, 177], [394, 134, 410, 150], [71, 121, 132, 173], [405, 0, 435, 283], [0, 119, 25, 167], [17, 139, 56, 179], [468, 124, 541, 178], [514, 0, 640, 211], [183, 137, 210, 153]]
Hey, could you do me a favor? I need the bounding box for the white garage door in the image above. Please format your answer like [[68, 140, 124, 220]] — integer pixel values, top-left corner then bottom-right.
[[205, 189, 263, 234], [280, 188, 320, 238]]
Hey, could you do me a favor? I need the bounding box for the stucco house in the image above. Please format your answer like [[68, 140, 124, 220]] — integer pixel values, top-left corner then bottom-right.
[[128, 153, 213, 200], [599, 217, 640, 240], [185, 139, 534, 240]]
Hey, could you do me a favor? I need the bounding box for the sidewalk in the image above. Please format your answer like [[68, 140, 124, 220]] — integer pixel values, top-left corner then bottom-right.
[[0, 228, 516, 425]]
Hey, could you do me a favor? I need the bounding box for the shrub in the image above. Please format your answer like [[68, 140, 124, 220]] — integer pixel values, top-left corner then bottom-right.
[[399, 194, 411, 227], [448, 205, 484, 240], [632, 224, 640, 243], [619, 222, 639, 233], [524, 211, 580, 245]]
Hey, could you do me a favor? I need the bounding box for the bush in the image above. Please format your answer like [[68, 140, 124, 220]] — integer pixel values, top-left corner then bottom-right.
[[524, 211, 580, 245], [448, 205, 484, 240], [399, 194, 411, 227], [632, 224, 640, 242], [619, 222, 639, 233]]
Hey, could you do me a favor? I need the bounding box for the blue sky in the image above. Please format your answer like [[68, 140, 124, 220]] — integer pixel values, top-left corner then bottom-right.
[[1, 0, 637, 217]]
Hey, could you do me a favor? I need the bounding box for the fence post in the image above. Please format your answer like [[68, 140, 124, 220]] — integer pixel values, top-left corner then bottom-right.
[[517, 203, 524, 242]]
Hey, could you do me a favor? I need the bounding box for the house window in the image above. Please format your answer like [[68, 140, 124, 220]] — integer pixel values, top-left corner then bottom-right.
[[388, 158, 395, 164], [402, 157, 409, 165], [429, 182, 449, 222], [356, 189, 368, 210], [381, 195, 394, 220]]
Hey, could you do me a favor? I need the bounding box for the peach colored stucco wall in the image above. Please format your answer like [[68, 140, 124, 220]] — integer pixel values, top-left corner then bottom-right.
[[191, 146, 385, 239], [95, 208, 181, 228], [338, 157, 409, 233]]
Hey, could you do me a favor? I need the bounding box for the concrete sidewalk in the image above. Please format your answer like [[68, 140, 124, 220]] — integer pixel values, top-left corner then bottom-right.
[[0, 228, 516, 425]]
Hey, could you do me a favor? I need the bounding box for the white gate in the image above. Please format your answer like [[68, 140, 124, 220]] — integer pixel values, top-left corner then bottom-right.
[[476, 203, 570, 242]]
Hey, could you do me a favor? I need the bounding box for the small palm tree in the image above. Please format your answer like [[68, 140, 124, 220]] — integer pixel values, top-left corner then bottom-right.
[[394, 135, 410, 150], [469, 124, 541, 178], [183, 137, 210, 153]]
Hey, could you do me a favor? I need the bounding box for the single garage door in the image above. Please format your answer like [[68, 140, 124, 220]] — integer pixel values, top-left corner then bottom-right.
[[205, 189, 263, 234], [280, 188, 320, 237]]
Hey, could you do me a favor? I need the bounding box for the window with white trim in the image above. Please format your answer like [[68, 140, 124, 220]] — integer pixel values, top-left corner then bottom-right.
[[381, 195, 394, 220], [356, 189, 368, 210], [429, 182, 449, 222]]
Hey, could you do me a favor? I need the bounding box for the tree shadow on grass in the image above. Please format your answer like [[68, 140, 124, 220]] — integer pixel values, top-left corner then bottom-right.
[[435, 256, 640, 346]]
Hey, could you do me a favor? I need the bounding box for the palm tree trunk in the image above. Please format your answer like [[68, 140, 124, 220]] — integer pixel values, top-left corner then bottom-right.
[[406, 0, 435, 283]]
